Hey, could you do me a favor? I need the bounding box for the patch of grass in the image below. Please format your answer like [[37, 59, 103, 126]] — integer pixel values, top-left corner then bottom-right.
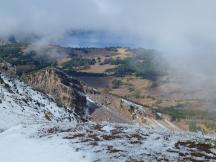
[[188, 121, 198, 132], [205, 122, 216, 131], [156, 107, 216, 121]]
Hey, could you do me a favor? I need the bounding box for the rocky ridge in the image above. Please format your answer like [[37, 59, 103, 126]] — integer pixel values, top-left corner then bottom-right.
[[22, 68, 87, 115]]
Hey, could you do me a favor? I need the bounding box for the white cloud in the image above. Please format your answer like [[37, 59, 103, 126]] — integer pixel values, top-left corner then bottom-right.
[[1, 0, 216, 93], [1, 0, 216, 50]]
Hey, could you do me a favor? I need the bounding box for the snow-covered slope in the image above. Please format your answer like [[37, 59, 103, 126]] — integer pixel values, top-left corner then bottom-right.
[[0, 74, 216, 162], [0, 125, 91, 162], [0, 74, 76, 130], [40, 122, 216, 162], [0, 74, 91, 162]]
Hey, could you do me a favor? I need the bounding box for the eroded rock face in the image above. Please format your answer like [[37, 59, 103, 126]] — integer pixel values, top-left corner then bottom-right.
[[22, 68, 87, 114]]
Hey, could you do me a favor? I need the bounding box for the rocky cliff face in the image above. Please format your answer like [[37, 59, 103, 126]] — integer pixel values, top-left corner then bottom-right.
[[22, 68, 87, 114]]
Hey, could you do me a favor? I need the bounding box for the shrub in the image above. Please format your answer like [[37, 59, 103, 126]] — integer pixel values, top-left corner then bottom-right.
[[62, 57, 96, 69]]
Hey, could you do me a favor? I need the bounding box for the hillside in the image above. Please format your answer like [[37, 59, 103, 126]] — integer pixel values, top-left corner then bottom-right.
[[0, 43, 216, 132], [0, 73, 216, 162]]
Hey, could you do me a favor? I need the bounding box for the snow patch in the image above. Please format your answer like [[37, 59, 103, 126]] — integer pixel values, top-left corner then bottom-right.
[[0, 125, 91, 162]]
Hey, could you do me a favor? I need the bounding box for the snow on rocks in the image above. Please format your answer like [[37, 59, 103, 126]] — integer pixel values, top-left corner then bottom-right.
[[0, 74, 76, 130], [0, 74, 90, 162], [39, 122, 216, 162], [0, 74, 216, 162]]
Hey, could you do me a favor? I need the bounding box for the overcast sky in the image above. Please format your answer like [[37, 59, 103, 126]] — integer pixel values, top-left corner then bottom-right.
[[1, 0, 216, 49], [1, 0, 216, 79]]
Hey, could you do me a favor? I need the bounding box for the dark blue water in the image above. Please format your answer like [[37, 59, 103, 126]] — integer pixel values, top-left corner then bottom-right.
[[57, 31, 145, 48]]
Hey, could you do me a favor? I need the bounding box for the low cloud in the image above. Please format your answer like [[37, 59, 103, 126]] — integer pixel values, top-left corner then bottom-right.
[[1, 0, 216, 51], [1, 0, 216, 100]]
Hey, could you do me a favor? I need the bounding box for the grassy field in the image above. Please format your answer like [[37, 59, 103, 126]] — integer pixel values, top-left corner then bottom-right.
[[80, 64, 117, 73]]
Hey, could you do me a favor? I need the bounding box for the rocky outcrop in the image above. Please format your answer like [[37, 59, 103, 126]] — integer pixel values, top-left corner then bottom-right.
[[0, 59, 16, 76], [22, 68, 87, 114]]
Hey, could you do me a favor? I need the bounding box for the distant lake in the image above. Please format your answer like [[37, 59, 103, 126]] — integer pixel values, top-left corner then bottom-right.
[[56, 31, 145, 48]]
